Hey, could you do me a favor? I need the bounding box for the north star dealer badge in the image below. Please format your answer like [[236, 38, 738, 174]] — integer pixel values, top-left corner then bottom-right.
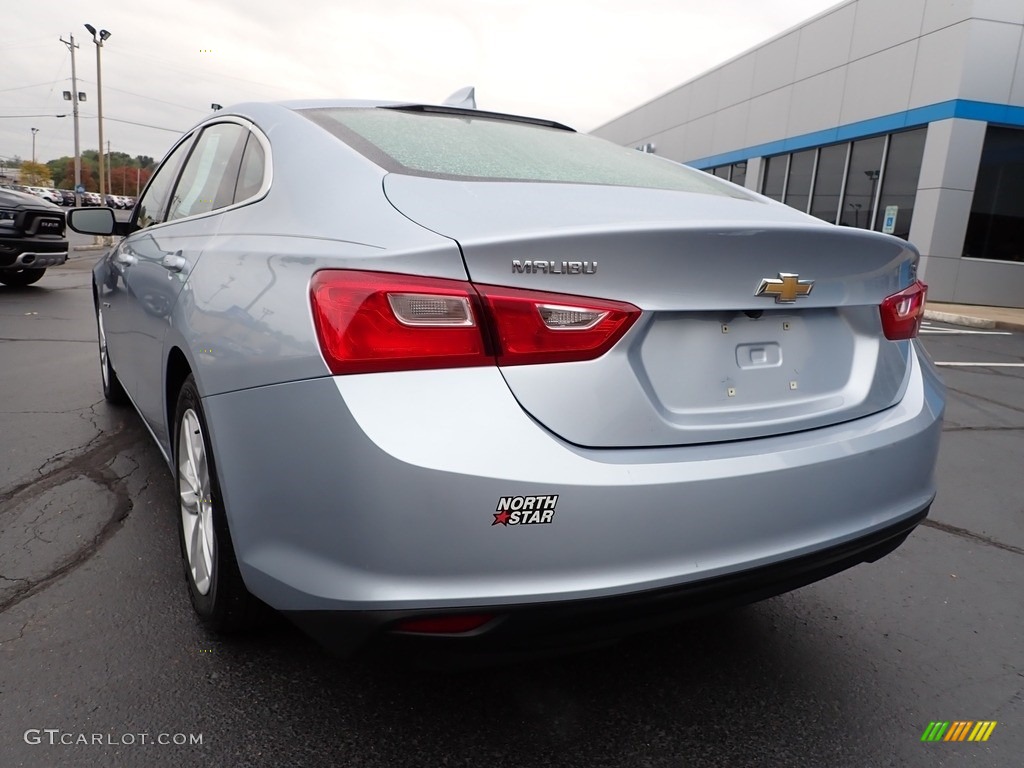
[[492, 495, 559, 526]]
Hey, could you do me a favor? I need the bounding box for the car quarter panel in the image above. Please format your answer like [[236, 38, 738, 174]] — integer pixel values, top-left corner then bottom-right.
[[201, 347, 943, 613], [172, 227, 468, 401]]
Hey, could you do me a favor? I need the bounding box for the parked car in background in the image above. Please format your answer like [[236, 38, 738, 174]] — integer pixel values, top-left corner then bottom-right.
[[67, 98, 944, 660], [83, 192, 102, 206], [26, 187, 63, 206], [0, 187, 67, 286], [59, 189, 76, 206]]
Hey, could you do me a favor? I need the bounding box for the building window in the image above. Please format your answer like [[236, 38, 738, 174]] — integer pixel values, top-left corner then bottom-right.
[[785, 149, 816, 214], [810, 143, 847, 223], [730, 161, 747, 188], [754, 128, 923, 235], [761, 155, 786, 201], [963, 126, 1024, 263], [873, 128, 925, 239], [704, 161, 748, 187], [840, 136, 886, 229]]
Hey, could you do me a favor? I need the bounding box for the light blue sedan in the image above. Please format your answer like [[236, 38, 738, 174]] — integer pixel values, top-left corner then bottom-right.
[[67, 97, 944, 658]]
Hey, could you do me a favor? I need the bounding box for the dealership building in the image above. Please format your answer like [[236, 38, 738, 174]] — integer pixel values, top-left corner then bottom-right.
[[592, 0, 1024, 308]]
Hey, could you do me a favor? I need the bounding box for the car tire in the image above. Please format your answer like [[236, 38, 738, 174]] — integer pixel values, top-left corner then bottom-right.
[[95, 303, 129, 405], [174, 375, 262, 633], [0, 268, 46, 287]]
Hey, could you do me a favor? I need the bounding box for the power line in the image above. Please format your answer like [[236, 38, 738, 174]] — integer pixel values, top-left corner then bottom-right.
[[79, 113, 185, 133], [113, 46, 296, 94], [0, 36, 59, 51], [0, 80, 64, 94], [101, 84, 207, 113]]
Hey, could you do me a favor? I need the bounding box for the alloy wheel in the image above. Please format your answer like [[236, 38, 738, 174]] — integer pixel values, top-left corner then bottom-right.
[[178, 408, 215, 595]]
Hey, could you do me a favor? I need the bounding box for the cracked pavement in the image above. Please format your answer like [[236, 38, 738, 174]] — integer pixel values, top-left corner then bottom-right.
[[0, 264, 1021, 767], [0, 257, 149, 613]]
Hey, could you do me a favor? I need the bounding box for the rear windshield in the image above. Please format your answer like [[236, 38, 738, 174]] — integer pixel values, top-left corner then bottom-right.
[[299, 107, 745, 197]]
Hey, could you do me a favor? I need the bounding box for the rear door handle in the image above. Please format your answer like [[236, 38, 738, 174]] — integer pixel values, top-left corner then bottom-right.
[[161, 251, 187, 273]]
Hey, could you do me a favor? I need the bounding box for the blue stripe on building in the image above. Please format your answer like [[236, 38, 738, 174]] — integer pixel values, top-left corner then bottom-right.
[[687, 100, 1024, 169]]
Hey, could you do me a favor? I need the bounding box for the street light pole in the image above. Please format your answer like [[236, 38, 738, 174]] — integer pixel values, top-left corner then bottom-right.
[[60, 34, 83, 206], [85, 23, 111, 199], [31, 127, 38, 164]]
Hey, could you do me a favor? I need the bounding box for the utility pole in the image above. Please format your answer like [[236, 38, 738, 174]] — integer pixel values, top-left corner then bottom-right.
[[97, 38, 105, 198], [31, 128, 38, 163], [60, 34, 83, 206], [85, 24, 111, 199], [107, 139, 112, 196]]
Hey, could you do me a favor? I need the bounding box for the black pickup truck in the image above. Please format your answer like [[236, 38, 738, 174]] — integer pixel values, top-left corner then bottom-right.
[[0, 187, 68, 287]]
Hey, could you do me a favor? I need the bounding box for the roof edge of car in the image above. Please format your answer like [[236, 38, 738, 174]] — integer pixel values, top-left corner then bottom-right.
[[210, 100, 576, 133], [377, 104, 575, 132]]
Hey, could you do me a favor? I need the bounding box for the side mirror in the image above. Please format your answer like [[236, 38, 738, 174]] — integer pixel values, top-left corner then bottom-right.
[[67, 207, 116, 235]]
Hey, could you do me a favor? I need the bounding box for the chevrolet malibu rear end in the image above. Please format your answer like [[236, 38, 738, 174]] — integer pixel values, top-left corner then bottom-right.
[[81, 101, 944, 658]]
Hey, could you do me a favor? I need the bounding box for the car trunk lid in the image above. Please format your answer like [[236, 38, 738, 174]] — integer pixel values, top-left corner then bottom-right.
[[384, 175, 919, 447]]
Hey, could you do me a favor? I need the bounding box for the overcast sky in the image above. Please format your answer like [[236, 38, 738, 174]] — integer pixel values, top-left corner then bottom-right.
[[3, 0, 840, 169]]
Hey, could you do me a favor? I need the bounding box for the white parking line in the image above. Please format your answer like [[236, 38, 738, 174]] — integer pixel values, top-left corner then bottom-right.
[[921, 328, 1013, 336], [934, 362, 1024, 367]]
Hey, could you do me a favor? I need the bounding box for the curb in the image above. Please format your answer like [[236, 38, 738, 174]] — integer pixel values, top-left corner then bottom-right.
[[992, 320, 1024, 332], [923, 310, 995, 329], [923, 309, 1024, 333]]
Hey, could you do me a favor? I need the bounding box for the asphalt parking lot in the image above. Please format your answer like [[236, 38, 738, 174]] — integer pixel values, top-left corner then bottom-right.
[[1, 256, 1021, 768]]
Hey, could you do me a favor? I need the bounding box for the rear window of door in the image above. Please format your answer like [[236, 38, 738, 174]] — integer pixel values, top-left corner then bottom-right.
[[167, 123, 249, 221], [233, 133, 266, 203]]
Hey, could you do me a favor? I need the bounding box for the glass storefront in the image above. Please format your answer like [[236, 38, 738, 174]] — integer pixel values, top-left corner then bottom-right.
[[707, 161, 748, 187], [873, 129, 926, 239], [963, 126, 1024, 263], [784, 149, 815, 214], [809, 143, 848, 224], [740, 127, 926, 238], [730, 161, 746, 188], [839, 136, 886, 228], [761, 156, 786, 201]]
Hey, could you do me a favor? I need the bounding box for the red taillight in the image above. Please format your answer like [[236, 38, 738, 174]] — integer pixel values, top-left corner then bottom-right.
[[880, 280, 928, 340], [476, 284, 640, 366], [310, 270, 641, 374], [392, 614, 495, 634], [310, 271, 490, 374]]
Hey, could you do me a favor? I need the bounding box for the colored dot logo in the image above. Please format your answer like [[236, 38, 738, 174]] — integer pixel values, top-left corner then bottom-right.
[[921, 721, 997, 742]]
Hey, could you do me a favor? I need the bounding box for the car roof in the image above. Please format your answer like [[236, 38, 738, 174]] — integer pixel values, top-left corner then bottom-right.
[[205, 99, 576, 133]]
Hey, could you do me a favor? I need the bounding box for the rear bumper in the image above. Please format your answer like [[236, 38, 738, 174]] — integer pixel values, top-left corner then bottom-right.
[[202, 345, 943, 651], [287, 504, 928, 658]]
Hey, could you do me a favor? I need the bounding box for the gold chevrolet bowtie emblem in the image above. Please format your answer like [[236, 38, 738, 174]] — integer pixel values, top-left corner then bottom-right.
[[755, 273, 814, 303]]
